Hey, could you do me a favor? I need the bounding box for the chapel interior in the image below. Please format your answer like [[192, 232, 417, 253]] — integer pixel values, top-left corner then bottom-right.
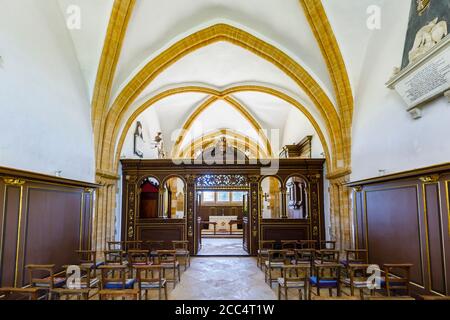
[[1, 0, 450, 301]]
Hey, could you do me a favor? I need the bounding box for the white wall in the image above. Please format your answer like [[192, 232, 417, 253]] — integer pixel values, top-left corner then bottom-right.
[[0, 0, 95, 182], [121, 108, 161, 159], [351, 0, 450, 181], [282, 108, 324, 158]]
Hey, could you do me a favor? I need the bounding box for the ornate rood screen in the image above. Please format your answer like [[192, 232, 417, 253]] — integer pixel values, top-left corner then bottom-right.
[[195, 174, 249, 190]]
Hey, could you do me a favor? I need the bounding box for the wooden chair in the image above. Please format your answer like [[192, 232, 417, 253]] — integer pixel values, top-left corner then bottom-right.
[[315, 250, 340, 265], [51, 288, 90, 300], [127, 250, 152, 277], [26, 264, 66, 299], [62, 264, 99, 293], [172, 240, 191, 271], [298, 240, 318, 250], [99, 289, 139, 300], [281, 240, 298, 258], [146, 240, 166, 262], [104, 250, 126, 265], [0, 287, 40, 300], [382, 264, 413, 297], [341, 264, 377, 300], [257, 240, 276, 269], [309, 263, 342, 297], [99, 265, 135, 290], [124, 240, 144, 251], [107, 241, 124, 251], [341, 249, 368, 267], [293, 249, 316, 268], [265, 250, 288, 288], [320, 240, 336, 250], [135, 265, 168, 300], [76, 250, 104, 272], [277, 265, 310, 300], [156, 250, 181, 289]]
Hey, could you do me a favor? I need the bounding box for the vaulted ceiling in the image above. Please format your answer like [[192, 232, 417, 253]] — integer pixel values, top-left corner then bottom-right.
[[54, 0, 381, 176]]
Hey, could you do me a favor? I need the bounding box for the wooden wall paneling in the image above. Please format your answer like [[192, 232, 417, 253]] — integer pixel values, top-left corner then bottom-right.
[[19, 186, 83, 286], [0, 167, 97, 288], [364, 184, 425, 288], [0, 184, 22, 287], [422, 181, 447, 294]]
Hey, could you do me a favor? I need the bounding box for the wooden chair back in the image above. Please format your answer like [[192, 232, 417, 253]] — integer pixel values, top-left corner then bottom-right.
[[383, 264, 413, 296], [172, 240, 189, 251], [99, 289, 139, 300], [156, 250, 177, 266], [104, 250, 125, 265], [124, 240, 143, 251], [98, 265, 128, 290], [267, 250, 288, 266], [107, 241, 123, 251], [259, 240, 276, 250], [316, 250, 340, 264], [344, 249, 369, 265], [26, 264, 57, 289], [320, 240, 336, 250], [76, 250, 97, 267], [298, 240, 317, 249], [128, 250, 151, 266]]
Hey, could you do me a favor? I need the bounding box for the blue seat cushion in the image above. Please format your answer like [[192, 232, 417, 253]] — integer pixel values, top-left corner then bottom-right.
[[104, 279, 135, 289], [309, 276, 338, 288]]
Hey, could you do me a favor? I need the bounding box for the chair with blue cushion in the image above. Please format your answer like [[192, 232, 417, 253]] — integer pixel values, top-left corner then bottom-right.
[[381, 264, 413, 297], [99, 265, 135, 291], [56, 264, 99, 300], [265, 250, 288, 288], [277, 265, 310, 300], [135, 265, 168, 300], [341, 264, 377, 300], [309, 263, 342, 298], [26, 264, 66, 300]]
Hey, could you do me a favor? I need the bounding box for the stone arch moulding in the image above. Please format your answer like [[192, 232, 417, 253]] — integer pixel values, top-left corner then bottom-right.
[[177, 128, 270, 159], [98, 23, 347, 175], [112, 85, 332, 173], [170, 94, 274, 159]]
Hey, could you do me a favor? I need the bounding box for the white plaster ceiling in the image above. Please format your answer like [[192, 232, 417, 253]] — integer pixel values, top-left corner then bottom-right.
[[112, 0, 334, 101], [57, 0, 114, 99], [59, 0, 371, 159]]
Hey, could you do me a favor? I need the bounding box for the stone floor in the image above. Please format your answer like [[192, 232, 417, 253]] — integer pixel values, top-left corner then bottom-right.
[[197, 238, 248, 256], [170, 257, 276, 300]]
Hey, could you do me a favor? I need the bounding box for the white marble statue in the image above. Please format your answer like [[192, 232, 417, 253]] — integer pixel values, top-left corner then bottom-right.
[[409, 18, 448, 65]]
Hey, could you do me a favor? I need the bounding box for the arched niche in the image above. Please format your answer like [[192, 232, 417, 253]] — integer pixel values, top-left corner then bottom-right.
[[163, 177, 185, 219], [139, 177, 160, 219], [285, 176, 308, 219], [260, 176, 282, 219]]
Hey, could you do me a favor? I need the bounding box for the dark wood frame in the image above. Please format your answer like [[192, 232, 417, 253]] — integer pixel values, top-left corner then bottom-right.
[[121, 159, 325, 256]]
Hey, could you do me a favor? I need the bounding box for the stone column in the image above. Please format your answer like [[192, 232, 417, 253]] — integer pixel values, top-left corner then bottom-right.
[[93, 171, 120, 252], [327, 171, 352, 252], [249, 175, 259, 255]]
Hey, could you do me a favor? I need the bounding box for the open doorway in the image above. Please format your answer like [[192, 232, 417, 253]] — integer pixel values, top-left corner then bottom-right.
[[196, 189, 250, 256]]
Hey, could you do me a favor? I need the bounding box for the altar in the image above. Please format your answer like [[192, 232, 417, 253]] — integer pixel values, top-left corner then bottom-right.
[[209, 216, 239, 232]]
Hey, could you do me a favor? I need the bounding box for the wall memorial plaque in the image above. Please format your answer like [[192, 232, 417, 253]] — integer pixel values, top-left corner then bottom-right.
[[386, 0, 450, 117]]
